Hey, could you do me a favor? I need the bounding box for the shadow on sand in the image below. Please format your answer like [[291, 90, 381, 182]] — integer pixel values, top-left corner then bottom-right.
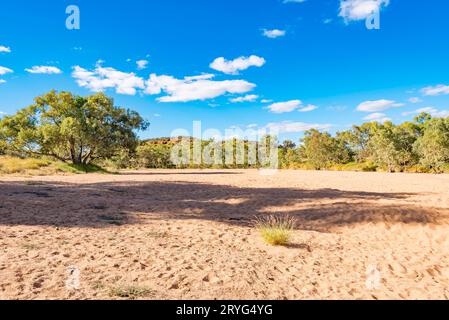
[[0, 177, 447, 231]]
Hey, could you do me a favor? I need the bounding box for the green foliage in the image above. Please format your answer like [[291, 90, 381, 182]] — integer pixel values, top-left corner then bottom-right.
[[300, 129, 351, 170], [413, 117, 449, 172], [337, 122, 380, 163], [369, 121, 418, 172], [0, 91, 148, 165], [329, 161, 378, 172], [55, 162, 109, 174], [137, 142, 174, 168]]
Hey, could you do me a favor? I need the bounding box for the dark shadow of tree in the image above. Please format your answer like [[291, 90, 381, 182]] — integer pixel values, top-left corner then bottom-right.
[[0, 178, 447, 232]]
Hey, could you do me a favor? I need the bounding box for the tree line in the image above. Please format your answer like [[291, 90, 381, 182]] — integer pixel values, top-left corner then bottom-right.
[[1, 91, 449, 173], [292, 113, 449, 173]]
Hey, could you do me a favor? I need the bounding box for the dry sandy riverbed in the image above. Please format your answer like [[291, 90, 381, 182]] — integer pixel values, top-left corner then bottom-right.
[[1, 169, 449, 300]]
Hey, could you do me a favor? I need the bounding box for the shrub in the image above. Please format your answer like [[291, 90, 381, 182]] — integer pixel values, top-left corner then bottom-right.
[[56, 162, 109, 174]]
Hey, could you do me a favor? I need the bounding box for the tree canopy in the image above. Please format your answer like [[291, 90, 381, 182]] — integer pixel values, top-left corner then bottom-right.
[[0, 91, 149, 164]]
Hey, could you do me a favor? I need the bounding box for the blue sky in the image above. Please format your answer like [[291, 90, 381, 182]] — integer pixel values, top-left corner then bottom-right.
[[1, 0, 449, 142]]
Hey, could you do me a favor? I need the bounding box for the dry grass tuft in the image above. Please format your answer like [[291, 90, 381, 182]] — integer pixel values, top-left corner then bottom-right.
[[255, 215, 296, 246], [109, 285, 155, 299]]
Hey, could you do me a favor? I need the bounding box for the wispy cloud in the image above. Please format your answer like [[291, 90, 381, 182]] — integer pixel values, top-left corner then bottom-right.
[[363, 112, 391, 122], [408, 97, 422, 104], [267, 100, 318, 113], [356, 99, 404, 112], [421, 84, 449, 96], [262, 29, 286, 38], [210, 55, 266, 75], [0, 66, 13, 76], [25, 66, 62, 74], [402, 107, 449, 118], [299, 104, 318, 112]]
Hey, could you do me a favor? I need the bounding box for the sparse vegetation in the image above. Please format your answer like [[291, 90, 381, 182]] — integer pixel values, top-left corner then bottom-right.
[[21, 242, 41, 250], [147, 231, 169, 238], [255, 215, 296, 246], [109, 285, 154, 299], [0, 157, 51, 174], [91, 281, 106, 291], [0, 156, 111, 175]]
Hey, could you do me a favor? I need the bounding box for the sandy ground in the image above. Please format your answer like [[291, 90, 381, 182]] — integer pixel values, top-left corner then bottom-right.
[[1, 169, 449, 300]]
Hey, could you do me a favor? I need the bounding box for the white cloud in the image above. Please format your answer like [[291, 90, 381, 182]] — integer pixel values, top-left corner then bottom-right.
[[299, 104, 318, 112], [25, 66, 62, 74], [267, 100, 318, 113], [323, 18, 333, 24], [144, 73, 256, 102], [0, 79, 6, 84], [267, 100, 302, 113], [230, 94, 259, 103], [0, 66, 13, 76], [421, 84, 449, 96], [356, 99, 404, 112], [264, 121, 332, 134], [262, 29, 286, 38], [363, 112, 391, 122], [408, 97, 422, 104], [136, 59, 149, 70], [339, 0, 390, 22], [210, 55, 266, 75], [261, 99, 273, 103], [0, 46, 11, 53], [402, 107, 449, 118], [72, 65, 145, 95]]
